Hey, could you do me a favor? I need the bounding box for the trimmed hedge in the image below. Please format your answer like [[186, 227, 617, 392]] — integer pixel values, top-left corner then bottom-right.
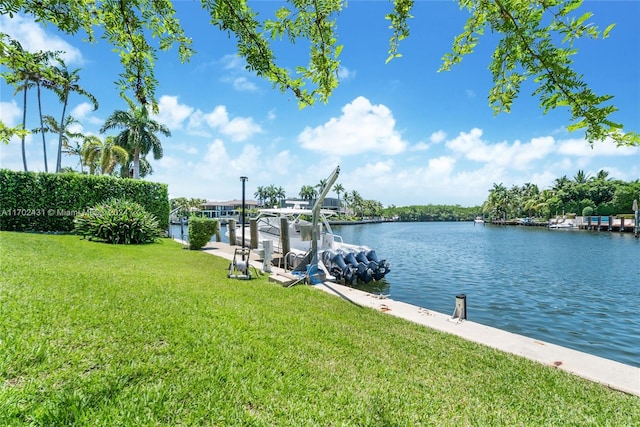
[[0, 170, 170, 232], [187, 216, 219, 250]]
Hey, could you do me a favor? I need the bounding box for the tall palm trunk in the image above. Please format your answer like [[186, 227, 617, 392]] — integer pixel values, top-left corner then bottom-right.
[[56, 94, 68, 173], [37, 81, 48, 172], [133, 148, 140, 179], [20, 80, 28, 171]]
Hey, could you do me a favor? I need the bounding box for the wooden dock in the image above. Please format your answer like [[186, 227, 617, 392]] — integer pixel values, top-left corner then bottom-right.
[[490, 216, 638, 234]]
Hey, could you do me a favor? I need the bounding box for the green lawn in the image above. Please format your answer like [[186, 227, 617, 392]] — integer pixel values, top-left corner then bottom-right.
[[1, 231, 638, 425]]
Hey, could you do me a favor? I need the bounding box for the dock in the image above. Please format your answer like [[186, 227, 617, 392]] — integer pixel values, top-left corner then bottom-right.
[[184, 238, 640, 397], [491, 215, 638, 233]]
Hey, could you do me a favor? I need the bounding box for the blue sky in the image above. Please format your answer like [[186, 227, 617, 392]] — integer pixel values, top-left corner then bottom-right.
[[1, 1, 639, 207]]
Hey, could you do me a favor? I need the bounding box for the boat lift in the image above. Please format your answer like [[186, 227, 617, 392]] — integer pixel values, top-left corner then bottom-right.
[[290, 165, 340, 284]]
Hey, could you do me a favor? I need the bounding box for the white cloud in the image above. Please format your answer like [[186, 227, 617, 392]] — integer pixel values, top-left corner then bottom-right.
[[445, 128, 556, 170], [232, 77, 258, 92], [70, 102, 101, 125], [155, 95, 194, 130], [338, 66, 356, 80], [0, 100, 22, 127], [0, 14, 83, 65], [187, 105, 262, 141], [219, 54, 259, 92], [298, 96, 408, 156], [430, 130, 447, 144], [220, 54, 243, 70], [557, 137, 638, 157], [411, 141, 430, 152]]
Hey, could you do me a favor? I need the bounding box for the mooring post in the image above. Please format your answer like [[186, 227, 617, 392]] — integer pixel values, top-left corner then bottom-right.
[[240, 176, 248, 250], [228, 219, 236, 246], [451, 294, 467, 321], [280, 217, 290, 262], [262, 240, 273, 273], [250, 218, 258, 249], [633, 200, 639, 238]]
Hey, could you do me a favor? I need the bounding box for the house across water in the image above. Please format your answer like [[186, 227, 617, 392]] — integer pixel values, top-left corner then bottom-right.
[[200, 199, 259, 224]]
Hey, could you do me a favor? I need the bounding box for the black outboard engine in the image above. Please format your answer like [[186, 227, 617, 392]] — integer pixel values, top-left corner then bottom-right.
[[356, 250, 378, 270], [344, 251, 374, 283], [323, 250, 356, 284], [365, 249, 390, 280]]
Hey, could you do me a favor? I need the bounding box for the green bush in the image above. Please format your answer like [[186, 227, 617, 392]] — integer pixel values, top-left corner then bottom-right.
[[0, 170, 170, 232], [188, 216, 219, 250], [74, 199, 162, 244], [582, 206, 594, 217]]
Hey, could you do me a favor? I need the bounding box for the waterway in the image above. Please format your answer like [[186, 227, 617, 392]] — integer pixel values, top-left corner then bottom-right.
[[170, 222, 640, 367], [332, 222, 640, 368]]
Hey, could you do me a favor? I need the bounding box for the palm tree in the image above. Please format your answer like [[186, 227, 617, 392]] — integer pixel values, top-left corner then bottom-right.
[[349, 190, 363, 219], [254, 186, 266, 207], [119, 155, 154, 179], [81, 135, 129, 175], [595, 169, 610, 181], [299, 185, 316, 201], [574, 169, 589, 184], [49, 58, 98, 172], [100, 99, 170, 179], [553, 175, 570, 191], [2, 39, 35, 171], [333, 183, 345, 214], [32, 50, 60, 172], [315, 179, 328, 194], [486, 183, 508, 221], [36, 114, 85, 171], [274, 186, 286, 206]]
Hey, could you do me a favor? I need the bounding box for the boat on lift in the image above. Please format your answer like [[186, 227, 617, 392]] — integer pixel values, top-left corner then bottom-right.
[[229, 166, 390, 284]]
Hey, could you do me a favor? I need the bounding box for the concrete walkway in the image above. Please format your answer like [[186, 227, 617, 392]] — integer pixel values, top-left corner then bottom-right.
[[193, 239, 640, 397]]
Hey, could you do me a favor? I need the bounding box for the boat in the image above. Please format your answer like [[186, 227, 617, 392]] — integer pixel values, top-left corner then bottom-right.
[[474, 216, 485, 224], [229, 166, 390, 284], [548, 217, 576, 229]]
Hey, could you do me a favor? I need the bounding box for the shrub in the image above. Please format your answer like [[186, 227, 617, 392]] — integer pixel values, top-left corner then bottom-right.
[[188, 216, 219, 250], [74, 199, 162, 244], [582, 206, 594, 217]]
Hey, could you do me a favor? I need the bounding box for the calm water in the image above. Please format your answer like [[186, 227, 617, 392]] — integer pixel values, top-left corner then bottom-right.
[[331, 222, 640, 367]]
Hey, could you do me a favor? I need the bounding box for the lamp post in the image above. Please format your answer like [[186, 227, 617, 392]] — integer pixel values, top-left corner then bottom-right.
[[240, 176, 248, 248]]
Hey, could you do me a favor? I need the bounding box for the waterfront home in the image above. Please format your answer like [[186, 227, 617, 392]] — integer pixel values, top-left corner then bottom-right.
[[200, 199, 259, 223]]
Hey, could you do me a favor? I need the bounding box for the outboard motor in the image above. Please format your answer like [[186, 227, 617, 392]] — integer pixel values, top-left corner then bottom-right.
[[344, 251, 374, 283], [323, 250, 356, 284], [356, 250, 378, 270], [366, 249, 390, 280]]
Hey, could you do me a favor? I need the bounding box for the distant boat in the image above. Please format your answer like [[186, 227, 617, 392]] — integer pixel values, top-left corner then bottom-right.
[[474, 216, 485, 224], [548, 217, 576, 229]]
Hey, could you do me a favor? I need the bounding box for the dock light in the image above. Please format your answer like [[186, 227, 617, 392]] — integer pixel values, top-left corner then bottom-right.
[[452, 294, 467, 321]]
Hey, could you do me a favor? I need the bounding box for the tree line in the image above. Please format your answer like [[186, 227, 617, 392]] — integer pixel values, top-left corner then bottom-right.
[[482, 170, 639, 220], [380, 204, 481, 222]]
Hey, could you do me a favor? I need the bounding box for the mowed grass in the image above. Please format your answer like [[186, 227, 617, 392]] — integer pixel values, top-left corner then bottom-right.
[[1, 232, 638, 426]]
